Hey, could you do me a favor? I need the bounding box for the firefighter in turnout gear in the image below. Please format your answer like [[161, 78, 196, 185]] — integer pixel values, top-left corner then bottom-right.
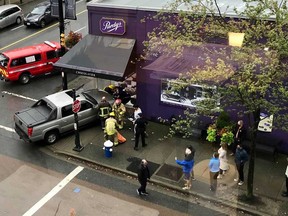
[[98, 96, 111, 129], [112, 99, 126, 129], [104, 112, 118, 146]]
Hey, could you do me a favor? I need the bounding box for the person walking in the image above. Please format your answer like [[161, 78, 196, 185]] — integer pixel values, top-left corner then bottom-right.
[[112, 99, 126, 129], [234, 144, 249, 186], [175, 147, 195, 190], [134, 113, 148, 151], [208, 152, 220, 191], [98, 96, 111, 129], [137, 159, 150, 196], [282, 157, 288, 197], [104, 112, 118, 146], [217, 143, 229, 179]]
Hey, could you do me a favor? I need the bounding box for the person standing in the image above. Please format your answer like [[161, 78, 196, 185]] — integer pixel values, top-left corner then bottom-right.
[[137, 159, 150, 196], [98, 96, 111, 129], [217, 143, 229, 179], [134, 113, 148, 151], [104, 112, 118, 146], [175, 147, 194, 190], [188, 145, 196, 181], [112, 99, 126, 129], [208, 152, 220, 191], [234, 144, 249, 186], [129, 104, 142, 140], [282, 157, 288, 197], [231, 120, 245, 156]]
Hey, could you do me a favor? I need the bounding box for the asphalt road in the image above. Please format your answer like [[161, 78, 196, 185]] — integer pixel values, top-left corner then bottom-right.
[[0, 1, 245, 215]]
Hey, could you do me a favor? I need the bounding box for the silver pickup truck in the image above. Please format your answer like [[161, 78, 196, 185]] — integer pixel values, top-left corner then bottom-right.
[[14, 89, 113, 144]]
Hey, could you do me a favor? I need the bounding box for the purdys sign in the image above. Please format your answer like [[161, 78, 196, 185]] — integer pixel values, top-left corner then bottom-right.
[[100, 17, 126, 35]]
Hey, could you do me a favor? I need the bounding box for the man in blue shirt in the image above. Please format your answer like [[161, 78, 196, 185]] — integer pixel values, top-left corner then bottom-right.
[[209, 152, 220, 191]]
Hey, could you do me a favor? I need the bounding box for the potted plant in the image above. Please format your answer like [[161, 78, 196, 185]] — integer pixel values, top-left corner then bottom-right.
[[206, 111, 235, 145], [65, 31, 82, 49]]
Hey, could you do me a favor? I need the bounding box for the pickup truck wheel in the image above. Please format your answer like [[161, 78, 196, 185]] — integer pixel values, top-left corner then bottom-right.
[[19, 73, 30, 84], [45, 131, 59, 144]]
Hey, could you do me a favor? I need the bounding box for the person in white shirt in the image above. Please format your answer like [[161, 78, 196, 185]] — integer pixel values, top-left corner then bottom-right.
[[282, 157, 288, 197], [217, 143, 229, 179]]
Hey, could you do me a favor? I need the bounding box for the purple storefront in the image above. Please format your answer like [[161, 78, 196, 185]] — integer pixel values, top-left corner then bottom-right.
[[55, 0, 288, 154]]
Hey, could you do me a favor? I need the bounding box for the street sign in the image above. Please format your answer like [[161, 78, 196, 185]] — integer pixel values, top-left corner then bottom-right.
[[72, 99, 81, 113]]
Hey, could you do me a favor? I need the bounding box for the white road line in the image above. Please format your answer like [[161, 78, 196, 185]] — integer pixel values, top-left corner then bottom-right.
[[0, 125, 15, 133], [11, 25, 24, 31], [1, 91, 37, 102], [75, 26, 86, 33], [23, 166, 84, 216]]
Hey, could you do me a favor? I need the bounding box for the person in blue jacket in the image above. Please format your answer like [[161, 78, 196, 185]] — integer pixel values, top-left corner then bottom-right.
[[209, 152, 220, 191], [175, 147, 195, 190]]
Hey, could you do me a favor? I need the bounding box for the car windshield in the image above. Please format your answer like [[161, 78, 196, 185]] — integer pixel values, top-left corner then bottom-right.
[[31, 6, 46, 15], [0, 53, 9, 67]]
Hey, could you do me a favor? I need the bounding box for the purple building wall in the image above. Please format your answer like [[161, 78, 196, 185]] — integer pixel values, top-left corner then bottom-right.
[[87, 5, 288, 154]]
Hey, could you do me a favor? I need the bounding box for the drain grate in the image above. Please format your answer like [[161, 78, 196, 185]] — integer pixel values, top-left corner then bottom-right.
[[126, 157, 160, 176], [155, 164, 183, 182]]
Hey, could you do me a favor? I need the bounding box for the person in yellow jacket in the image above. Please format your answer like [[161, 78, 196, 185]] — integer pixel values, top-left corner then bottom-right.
[[112, 99, 126, 129], [104, 112, 118, 146]]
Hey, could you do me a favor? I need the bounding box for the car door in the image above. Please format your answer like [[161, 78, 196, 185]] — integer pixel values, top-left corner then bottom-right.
[[6, 8, 15, 26], [45, 6, 52, 23], [0, 10, 8, 28], [77, 100, 98, 126], [60, 104, 75, 133]]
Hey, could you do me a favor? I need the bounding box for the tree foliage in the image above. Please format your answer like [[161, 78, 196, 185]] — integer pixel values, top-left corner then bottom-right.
[[143, 0, 288, 199]]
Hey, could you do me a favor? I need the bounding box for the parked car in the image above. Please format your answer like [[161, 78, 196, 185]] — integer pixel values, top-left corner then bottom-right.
[[161, 91, 186, 103], [14, 89, 114, 144], [24, 1, 56, 28], [0, 4, 23, 29], [0, 41, 61, 84]]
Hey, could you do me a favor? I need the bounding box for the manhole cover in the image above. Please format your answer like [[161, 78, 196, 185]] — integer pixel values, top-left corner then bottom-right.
[[126, 157, 160, 176], [155, 164, 183, 182]]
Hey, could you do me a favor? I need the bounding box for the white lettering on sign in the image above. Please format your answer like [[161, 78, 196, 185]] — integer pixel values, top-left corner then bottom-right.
[[102, 21, 123, 32], [72, 100, 81, 113]]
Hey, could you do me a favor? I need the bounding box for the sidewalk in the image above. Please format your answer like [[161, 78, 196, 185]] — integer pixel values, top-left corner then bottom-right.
[[47, 120, 288, 216]]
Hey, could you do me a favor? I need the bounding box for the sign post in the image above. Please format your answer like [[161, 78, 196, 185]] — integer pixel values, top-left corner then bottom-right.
[[72, 89, 83, 152]]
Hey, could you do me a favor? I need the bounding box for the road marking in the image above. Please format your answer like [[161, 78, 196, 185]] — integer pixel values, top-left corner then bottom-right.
[[23, 166, 84, 216], [75, 26, 86, 33], [1, 91, 37, 101], [0, 125, 15, 133], [11, 25, 24, 31], [0, 9, 87, 51]]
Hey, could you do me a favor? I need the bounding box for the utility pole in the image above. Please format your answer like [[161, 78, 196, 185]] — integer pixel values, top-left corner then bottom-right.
[[72, 89, 84, 152], [58, 0, 68, 90]]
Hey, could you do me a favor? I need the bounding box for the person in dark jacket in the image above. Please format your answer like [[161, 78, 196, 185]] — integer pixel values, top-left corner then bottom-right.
[[137, 159, 150, 196], [234, 144, 249, 186], [230, 120, 246, 155], [175, 147, 195, 190], [134, 113, 148, 151]]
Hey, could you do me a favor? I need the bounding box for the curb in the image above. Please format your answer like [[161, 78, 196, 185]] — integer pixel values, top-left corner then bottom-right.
[[48, 147, 272, 216]]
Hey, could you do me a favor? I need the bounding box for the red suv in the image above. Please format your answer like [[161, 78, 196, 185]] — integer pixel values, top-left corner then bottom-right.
[[0, 41, 61, 84]]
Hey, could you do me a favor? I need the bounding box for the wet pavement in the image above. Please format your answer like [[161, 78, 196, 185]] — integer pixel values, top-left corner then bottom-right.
[[47, 117, 288, 216]]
